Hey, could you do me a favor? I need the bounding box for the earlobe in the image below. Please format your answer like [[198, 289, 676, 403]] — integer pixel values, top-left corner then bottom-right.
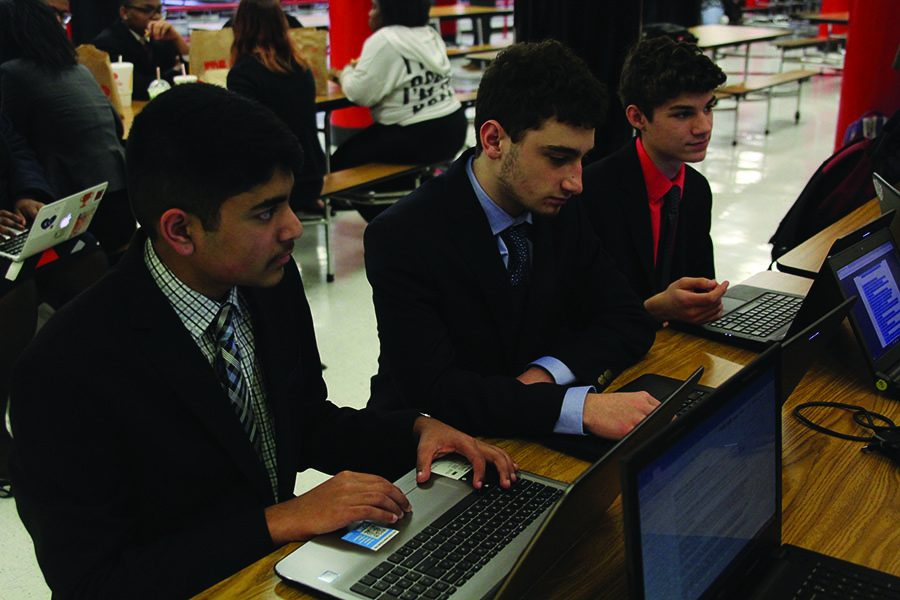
[[158, 209, 196, 257]]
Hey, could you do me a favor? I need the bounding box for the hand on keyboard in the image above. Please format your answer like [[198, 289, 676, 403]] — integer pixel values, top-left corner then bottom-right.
[[0, 209, 27, 238], [645, 277, 729, 324], [413, 416, 518, 490], [583, 391, 660, 439]]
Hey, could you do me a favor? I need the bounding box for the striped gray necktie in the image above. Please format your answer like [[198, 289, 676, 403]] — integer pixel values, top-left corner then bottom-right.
[[213, 302, 260, 452]]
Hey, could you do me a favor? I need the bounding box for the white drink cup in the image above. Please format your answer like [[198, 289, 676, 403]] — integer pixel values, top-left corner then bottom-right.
[[110, 60, 134, 106], [173, 74, 198, 85]]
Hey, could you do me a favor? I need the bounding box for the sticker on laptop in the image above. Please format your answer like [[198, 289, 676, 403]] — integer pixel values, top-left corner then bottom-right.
[[430, 455, 472, 481], [342, 522, 399, 551]]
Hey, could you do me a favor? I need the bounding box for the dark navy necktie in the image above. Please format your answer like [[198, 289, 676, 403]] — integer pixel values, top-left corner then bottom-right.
[[500, 222, 531, 287]]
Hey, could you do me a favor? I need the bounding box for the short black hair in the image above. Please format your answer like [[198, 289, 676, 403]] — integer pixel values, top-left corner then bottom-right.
[[0, 0, 77, 69], [376, 0, 430, 27], [474, 40, 607, 151], [126, 84, 303, 239], [619, 36, 726, 120]]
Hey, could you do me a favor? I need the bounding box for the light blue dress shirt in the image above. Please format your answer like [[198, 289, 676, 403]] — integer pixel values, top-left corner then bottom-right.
[[465, 157, 591, 435]]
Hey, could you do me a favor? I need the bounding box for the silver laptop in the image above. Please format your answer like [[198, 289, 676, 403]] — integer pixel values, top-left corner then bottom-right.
[[275, 368, 706, 600], [0, 182, 107, 262]]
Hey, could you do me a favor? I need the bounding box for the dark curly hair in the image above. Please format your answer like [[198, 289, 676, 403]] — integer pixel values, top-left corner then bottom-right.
[[474, 40, 608, 151], [619, 36, 726, 120]]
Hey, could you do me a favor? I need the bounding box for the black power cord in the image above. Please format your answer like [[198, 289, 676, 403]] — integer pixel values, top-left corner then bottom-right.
[[793, 402, 900, 465]]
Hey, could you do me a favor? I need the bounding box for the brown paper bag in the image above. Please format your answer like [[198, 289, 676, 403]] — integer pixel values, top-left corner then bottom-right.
[[289, 28, 328, 95], [189, 29, 234, 82], [76, 44, 124, 114]]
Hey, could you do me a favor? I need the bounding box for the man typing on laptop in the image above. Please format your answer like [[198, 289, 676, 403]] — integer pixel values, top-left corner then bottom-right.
[[365, 40, 658, 442], [8, 84, 515, 598]]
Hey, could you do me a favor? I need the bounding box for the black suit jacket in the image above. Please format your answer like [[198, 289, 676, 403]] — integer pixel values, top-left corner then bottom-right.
[[365, 150, 656, 437], [10, 233, 418, 598], [581, 140, 715, 302], [92, 20, 181, 100]]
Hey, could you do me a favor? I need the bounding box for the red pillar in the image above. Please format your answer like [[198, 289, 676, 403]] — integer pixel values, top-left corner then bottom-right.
[[435, 0, 458, 41], [820, 0, 848, 36], [833, 0, 900, 149], [329, 0, 373, 129]]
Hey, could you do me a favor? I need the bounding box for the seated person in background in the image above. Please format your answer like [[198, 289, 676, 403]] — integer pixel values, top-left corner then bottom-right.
[[227, 0, 325, 213], [92, 0, 188, 99], [331, 0, 467, 222], [581, 36, 728, 325], [0, 114, 107, 492], [365, 41, 658, 441], [0, 0, 135, 260], [9, 83, 515, 598]]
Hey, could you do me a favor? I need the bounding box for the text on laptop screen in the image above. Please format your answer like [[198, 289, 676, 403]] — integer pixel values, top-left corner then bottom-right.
[[635, 366, 778, 600], [834, 240, 900, 359]]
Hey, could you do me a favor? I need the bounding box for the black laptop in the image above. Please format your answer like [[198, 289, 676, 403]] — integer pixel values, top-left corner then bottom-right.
[[673, 211, 891, 351], [619, 344, 900, 599], [825, 221, 900, 395]]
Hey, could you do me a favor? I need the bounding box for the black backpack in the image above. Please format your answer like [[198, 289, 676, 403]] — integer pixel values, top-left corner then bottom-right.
[[769, 109, 900, 261]]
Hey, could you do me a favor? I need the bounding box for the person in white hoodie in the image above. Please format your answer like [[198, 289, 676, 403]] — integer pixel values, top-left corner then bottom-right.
[[333, 0, 467, 221]]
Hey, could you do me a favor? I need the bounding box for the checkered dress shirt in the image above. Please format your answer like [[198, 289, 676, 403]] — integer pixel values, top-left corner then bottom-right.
[[144, 240, 280, 500]]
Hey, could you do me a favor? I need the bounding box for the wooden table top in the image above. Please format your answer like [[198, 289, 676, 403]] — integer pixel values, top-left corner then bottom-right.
[[689, 24, 791, 50], [794, 11, 850, 25], [120, 82, 350, 140], [776, 199, 880, 278], [429, 5, 514, 19], [194, 269, 899, 598]]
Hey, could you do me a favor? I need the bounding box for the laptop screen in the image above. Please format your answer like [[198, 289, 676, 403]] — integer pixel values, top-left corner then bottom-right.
[[633, 363, 778, 600], [833, 238, 900, 360]]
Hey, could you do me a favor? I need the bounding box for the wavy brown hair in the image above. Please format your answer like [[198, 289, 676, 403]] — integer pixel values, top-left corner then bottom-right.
[[231, 0, 307, 74]]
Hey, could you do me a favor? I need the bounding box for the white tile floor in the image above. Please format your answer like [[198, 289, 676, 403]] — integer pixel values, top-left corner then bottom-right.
[[0, 44, 844, 598]]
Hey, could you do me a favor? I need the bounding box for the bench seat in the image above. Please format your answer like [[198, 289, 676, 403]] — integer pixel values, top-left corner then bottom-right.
[[717, 70, 817, 144]]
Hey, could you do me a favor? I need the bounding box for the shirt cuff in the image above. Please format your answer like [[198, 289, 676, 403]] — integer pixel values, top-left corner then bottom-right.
[[553, 386, 592, 435], [530, 356, 576, 386]]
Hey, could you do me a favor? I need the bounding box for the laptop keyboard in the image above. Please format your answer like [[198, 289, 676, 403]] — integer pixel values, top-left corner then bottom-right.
[[795, 561, 900, 599], [0, 230, 28, 256], [707, 293, 803, 338], [350, 478, 563, 600]]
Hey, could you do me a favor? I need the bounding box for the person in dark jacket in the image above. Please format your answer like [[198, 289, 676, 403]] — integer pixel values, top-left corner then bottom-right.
[[581, 36, 729, 325], [227, 0, 324, 212], [91, 0, 188, 99], [0, 0, 134, 258]]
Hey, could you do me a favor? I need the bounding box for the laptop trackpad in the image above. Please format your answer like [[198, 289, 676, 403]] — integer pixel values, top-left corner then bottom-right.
[[721, 295, 748, 314]]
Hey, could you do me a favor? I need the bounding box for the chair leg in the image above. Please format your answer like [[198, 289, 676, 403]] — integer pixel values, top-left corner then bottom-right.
[[732, 96, 740, 146], [794, 81, 803, 124], [323, 197, 334, 283], [764, 89, 773, 136]]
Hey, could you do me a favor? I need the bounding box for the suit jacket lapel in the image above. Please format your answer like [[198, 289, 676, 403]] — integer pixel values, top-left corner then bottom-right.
[[619, 144, 657, 293], [444, 153, 521, 368], [122, 241, 274, 503], [241, 283, 298, 501], [518, 215, 557, 361]]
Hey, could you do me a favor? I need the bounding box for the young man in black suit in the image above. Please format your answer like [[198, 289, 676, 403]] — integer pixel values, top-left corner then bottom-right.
[[92, 0, 188, 99], [365, 40, 658, 441], [581, 36, 729, 325], [8, 84, 515, 598]]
